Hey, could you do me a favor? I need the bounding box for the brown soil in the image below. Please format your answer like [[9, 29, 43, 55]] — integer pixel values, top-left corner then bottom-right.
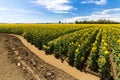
[[0, 33, 100, 80]]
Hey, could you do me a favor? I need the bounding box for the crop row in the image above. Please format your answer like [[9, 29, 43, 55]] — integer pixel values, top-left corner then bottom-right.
[[0, 24, 120, 80]]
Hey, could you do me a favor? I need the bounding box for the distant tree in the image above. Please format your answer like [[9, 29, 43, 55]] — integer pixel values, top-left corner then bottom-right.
[[75, 21, 79, 24], [59, 21, 61, 24], [75, 19, 119, 24]]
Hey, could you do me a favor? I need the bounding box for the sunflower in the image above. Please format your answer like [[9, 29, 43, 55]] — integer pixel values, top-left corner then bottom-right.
[[102, 46, 107, 50], [103, 42, 108, 46], [104, 50, 109, 55], [99, 57, 106, 63], [75, 48, 79, 53], [91, 47, 97, 52], [117, 40, 120, 45], [118, 54, 120, 57]]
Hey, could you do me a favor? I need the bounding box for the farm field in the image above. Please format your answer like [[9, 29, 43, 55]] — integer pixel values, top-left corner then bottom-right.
[[0, 24, 120, 80], [0, 34, 77, 80]]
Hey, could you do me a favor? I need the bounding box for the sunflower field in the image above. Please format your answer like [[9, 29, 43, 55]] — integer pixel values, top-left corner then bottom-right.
[[0, 24, 120, 80]]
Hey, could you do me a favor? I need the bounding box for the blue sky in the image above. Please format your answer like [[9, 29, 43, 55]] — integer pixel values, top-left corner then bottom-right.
[[0, 0, 120, 23]]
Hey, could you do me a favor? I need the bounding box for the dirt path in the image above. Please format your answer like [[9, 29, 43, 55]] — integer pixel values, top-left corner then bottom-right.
[[108, 43, 118, 80], [0, 33, 100, 80], [0, 34, 76, 80], [12, 34, 100, 80], [0, 34, 26, 80]]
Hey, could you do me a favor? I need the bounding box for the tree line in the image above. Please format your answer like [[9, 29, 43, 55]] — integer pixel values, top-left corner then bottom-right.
[[75, 19, 120, 24]]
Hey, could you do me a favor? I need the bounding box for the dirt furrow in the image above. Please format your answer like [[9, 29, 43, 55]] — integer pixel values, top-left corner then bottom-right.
[[11, 34, 100, 80]]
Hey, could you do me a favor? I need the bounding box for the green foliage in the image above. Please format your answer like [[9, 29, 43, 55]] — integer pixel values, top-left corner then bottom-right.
[[1, 24, 120, 79]]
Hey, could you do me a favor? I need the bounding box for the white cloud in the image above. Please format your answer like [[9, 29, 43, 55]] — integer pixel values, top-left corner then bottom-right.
[[0, 7, 9, 11], [14, 9, 31, 13], [14, 9, 40, 14], [81, 0, 107, 5], [93, 8, 120, 14], [30, 0, 74, 13], [63, 8, 120, 22], [0, 7, 40, 14]]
